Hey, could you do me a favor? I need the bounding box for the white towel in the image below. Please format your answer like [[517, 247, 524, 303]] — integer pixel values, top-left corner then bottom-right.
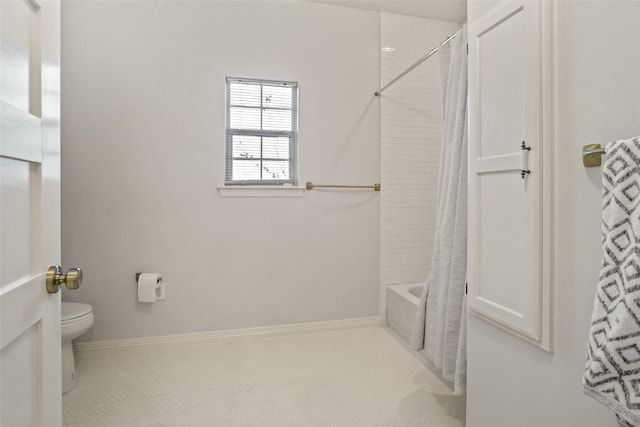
[[584, 136, 640, 426]]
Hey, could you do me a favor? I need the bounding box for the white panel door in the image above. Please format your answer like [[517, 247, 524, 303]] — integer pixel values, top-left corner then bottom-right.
[[468, 0, 550, 348], [1, 0, 62, 425]]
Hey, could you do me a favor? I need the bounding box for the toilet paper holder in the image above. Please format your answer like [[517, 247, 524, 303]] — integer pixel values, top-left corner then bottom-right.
[[135, 273, 162, 283]]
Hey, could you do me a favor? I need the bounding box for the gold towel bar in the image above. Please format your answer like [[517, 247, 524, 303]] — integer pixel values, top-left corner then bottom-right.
[[583, 144, 606, 167], [306, 182, 381, 191]]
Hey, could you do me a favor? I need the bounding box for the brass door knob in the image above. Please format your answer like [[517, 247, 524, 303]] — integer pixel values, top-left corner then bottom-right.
[[46, 265, 83, 294]]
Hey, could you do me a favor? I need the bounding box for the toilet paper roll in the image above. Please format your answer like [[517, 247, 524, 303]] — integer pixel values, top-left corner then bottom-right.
[[138, 273, 160, 303]]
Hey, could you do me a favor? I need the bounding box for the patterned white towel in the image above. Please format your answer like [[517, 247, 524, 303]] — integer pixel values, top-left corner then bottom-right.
[[584, 137, 640, 426]]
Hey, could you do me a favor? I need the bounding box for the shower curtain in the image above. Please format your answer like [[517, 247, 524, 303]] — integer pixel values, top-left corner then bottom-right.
[[410, 26, 468, 395]]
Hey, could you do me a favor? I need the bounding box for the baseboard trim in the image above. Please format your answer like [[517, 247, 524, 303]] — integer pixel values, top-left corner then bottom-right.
[[74, 316, 380, 351]]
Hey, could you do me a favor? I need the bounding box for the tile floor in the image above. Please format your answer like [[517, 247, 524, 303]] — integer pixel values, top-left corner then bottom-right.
[[63, 326, 465, 426]]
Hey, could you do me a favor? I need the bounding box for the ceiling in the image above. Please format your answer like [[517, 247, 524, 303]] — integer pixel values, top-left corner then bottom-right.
[[307, 0, 467, 23]]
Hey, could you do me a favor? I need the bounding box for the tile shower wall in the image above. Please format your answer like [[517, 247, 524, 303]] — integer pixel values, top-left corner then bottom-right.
[[379, 13, 459, 312]]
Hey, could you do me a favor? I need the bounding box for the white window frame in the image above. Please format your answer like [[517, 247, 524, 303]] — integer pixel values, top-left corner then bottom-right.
[[225, 77, 298, 186]]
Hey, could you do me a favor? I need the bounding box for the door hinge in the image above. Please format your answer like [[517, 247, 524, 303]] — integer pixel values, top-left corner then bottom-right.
[[465, 282, 468, 294], [466, 43, 469, 54], [521, 141, 531, 179]]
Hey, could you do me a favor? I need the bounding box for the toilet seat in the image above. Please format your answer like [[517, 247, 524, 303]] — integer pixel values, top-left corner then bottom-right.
[[62, 302, 92, 323]]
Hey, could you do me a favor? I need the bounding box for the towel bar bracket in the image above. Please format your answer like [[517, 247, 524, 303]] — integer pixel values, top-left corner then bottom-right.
[[583, 144, 605, 167]]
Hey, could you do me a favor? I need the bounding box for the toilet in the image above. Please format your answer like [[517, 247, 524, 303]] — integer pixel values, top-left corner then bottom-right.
[[61, 302, 94, 394]]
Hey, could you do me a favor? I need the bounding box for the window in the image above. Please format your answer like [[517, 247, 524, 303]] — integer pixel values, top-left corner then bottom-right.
[[225, 77, 298, 185]]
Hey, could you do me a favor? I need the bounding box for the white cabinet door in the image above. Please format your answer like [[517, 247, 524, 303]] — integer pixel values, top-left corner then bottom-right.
[[1, 0, 62, 425], [468, 0, 551, 349]]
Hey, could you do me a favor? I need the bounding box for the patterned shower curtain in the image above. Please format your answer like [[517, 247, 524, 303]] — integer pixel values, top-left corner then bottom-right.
[[410, 26, 468, 395]]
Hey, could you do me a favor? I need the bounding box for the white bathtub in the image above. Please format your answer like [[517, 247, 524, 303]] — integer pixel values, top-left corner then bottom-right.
[[386, 282, 424, 343]]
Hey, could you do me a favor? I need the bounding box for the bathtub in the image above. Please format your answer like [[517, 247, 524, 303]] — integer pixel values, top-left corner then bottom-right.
[[386, 282, 424, 343]]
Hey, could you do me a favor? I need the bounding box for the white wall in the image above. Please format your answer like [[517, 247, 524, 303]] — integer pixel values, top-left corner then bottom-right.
[[466, 1, 640, 426], [379, 13, 459, 307], [61, 1, 380, 341]]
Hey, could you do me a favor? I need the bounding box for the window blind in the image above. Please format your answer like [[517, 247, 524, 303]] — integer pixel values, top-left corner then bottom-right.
[[225, 77, 298, 185]]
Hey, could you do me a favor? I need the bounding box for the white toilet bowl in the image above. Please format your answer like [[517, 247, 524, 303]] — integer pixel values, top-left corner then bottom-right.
[[61, 302, 94, 394]]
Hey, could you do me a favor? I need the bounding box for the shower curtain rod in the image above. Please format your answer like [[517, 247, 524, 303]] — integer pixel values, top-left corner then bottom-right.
[[374, 33, 457, 96]]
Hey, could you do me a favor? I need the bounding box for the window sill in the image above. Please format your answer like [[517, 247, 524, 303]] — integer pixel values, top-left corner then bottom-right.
[[217, 185, 305, 198]]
